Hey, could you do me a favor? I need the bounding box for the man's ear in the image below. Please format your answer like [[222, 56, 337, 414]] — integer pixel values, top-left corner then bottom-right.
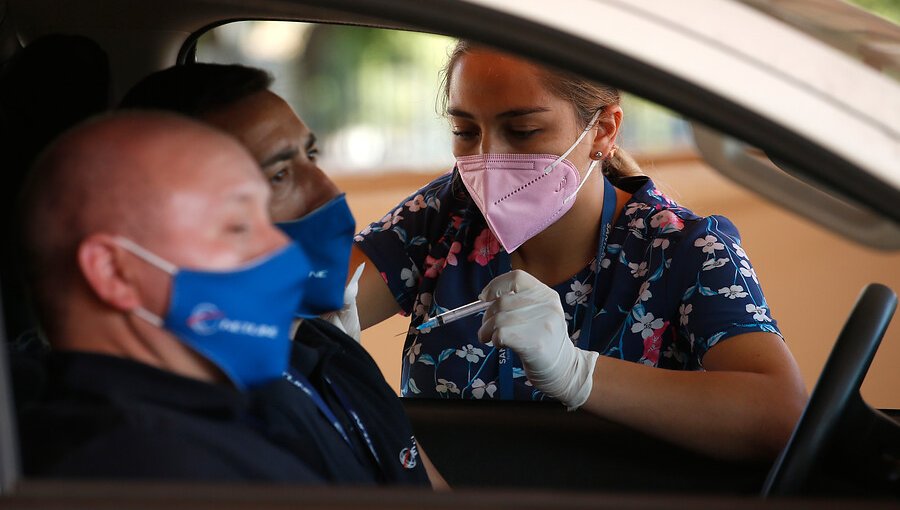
[[77, 233, 142, 312], [590, 104, 623, 158]]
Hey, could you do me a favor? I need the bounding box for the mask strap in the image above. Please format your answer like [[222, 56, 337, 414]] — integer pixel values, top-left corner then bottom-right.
[[113, 236, 174, 328], [563, 159, 600, 205], [543, 109, 603, 175], [113, 236, 178, 275], [133, 306, 164, 327]]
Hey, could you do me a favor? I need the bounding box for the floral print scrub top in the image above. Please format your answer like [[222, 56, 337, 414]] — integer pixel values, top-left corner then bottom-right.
[[355, 172, 781, 400]]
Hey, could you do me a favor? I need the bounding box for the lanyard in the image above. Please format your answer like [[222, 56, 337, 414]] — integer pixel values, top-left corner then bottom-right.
[[494, 249, 516, 400], [498, 344, 514, 400], [578, 176, 617, 351], [497, 176, 617, 398], [283, 368, 382, 470]]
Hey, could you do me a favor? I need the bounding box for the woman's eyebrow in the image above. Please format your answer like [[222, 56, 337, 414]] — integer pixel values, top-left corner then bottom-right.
[[446, 107, 473, 119], [496, 107, 551, 119], [260, 146, 299, 168], [446, 106, 551, 119]]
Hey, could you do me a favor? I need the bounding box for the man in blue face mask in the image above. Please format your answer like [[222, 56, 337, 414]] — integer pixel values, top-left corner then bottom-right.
[[120, 63, 362, 336], [17, 111, 440, 486], [17, 111, 320, 480]]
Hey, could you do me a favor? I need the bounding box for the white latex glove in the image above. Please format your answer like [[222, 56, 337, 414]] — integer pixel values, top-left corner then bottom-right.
[[477, 269, 599, 410], [322, 262, 365, 342]]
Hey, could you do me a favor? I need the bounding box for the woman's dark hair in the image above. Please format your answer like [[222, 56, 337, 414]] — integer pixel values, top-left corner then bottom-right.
[[119, 63, 273, 116], [440, 41, 643, 180]]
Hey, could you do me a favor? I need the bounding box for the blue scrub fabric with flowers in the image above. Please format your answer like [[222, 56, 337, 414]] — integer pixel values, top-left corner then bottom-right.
[[355, 172, 781, 400]]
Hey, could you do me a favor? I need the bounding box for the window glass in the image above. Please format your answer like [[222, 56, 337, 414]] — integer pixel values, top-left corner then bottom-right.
[[195, 21, 900, 408]]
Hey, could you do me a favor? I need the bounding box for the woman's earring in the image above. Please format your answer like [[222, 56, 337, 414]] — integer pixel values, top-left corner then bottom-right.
[[592, 151, 603, 160]]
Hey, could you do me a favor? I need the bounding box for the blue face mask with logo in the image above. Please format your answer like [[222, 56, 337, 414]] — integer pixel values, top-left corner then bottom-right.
[[115, 237, 310, 389], [275, 193, 356, 317]]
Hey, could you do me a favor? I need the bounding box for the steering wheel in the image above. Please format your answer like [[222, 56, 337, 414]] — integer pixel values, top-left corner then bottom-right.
[[762, 283, 898, 496]]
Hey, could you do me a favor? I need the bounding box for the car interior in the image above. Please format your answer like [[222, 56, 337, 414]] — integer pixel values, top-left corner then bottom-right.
[[0, 0, 898, 507]]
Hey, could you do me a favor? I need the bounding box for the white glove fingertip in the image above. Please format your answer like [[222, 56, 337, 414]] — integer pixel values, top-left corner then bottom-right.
[[476, 316, 496, 345], [323, 264, 363, 343], [349, 262, 366, 285], [344, 262, 366, 301]]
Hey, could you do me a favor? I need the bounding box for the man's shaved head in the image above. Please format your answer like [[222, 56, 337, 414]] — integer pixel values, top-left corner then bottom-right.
[[20, 111, 263, 335]]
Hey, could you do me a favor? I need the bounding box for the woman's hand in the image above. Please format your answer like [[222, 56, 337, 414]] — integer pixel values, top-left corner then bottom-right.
[[477, 270, 599, 409]]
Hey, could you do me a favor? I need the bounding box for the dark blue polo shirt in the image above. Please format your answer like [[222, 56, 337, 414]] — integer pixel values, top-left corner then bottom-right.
[[19, 351, 323, 481], [18, 319, 431, 486], [267, 318, 431, 486]]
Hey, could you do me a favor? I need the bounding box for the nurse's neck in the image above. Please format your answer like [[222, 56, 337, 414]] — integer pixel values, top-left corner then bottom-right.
[[511, 185, 629, 287]]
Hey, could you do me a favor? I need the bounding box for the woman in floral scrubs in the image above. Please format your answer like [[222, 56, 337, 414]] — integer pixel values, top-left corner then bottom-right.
[[351, 42, 807, 461]]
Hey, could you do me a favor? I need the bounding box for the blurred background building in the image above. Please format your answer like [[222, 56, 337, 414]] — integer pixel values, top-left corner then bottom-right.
[[197, 22, 694, 174]]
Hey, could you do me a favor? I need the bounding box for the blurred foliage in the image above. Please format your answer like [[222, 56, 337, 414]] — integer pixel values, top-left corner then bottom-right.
[[847, 0, 900, 23], [295, 25, 451, 136]]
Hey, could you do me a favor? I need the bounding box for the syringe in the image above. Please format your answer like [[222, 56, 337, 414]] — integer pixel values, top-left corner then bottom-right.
[[415, 299, 492, 331]]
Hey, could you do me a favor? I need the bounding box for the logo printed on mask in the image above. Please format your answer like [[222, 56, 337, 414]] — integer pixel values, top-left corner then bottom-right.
[[308, 269, 328, 279], [186, 303, 279, 338], [186, 303, 226, 335], [398, 435, 419, 469]]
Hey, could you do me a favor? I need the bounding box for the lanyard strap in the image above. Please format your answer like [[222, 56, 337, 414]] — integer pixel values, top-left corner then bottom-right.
[[578, 177, 617, 351], [495, 249, 516, 400], [327, 375, 382, 468], [497, 177, 617, 398], [283, 369, 382, 470], [498, 347, 514, 400]]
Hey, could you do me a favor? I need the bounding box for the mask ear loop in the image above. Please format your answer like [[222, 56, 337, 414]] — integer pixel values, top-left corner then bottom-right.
[[114, 236, 178, 274], [113, 236, 177, 327], [563, 158, 600, 204], [133, 307, 164, 327], [542, 109, 603, 175]]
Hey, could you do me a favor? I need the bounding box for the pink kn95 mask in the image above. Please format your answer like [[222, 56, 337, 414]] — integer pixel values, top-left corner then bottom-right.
[[456, 110, 602, 253]]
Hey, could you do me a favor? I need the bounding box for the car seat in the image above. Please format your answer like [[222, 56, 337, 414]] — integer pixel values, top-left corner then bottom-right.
[[0, 36, 109, 493], [0, 33, 110, 343]]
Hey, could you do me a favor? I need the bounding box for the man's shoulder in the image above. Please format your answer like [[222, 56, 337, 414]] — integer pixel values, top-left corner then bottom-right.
[[43, 425, 240, 479], [23, 390, 323, 481], [33, 417, 318, 481], [292, 318, 384, 380], [21, 351, 323, 481], [291, 319, 431, 486]]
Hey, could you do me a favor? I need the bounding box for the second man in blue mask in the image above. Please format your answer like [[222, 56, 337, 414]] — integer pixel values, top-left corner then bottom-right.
[[120, 64, 357, 322], [118, 63, 445, 486]]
